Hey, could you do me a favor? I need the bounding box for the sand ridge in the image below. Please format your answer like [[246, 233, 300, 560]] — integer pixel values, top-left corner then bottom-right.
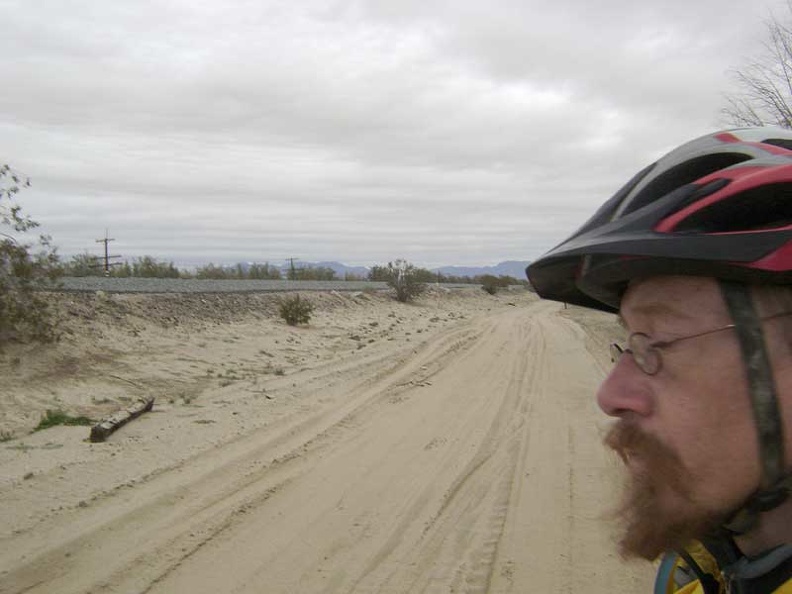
[[0, 287, 650, 593]]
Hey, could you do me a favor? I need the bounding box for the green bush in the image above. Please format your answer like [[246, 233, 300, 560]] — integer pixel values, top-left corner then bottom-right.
[[195, 262, 281, 280], [120, 256, 181, 278], [34, 409, 94, 431], [0, 164, 62, 345], [478, 274, 518, 295], [479, 274, 502, 295], [278, 294, 314, 326], [369, 259, 427, 303], [291, 266, 336, 281], [62, 252, 102, 277]]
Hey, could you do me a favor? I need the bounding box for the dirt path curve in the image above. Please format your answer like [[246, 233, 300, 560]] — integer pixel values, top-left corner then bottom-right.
[[0, 299, 652, 593]]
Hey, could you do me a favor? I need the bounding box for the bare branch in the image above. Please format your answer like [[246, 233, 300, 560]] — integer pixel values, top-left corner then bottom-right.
[[723, 1, 792, 129]]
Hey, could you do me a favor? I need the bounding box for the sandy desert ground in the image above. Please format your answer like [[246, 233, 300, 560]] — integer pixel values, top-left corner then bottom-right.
[[0, 286, 654, 593]]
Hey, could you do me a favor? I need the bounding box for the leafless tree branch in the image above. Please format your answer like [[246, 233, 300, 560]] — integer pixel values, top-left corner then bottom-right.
[[722, 1, 792, 129]]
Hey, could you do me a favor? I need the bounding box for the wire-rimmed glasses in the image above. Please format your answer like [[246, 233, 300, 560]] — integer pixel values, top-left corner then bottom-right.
[[609, 311, 792, 376]]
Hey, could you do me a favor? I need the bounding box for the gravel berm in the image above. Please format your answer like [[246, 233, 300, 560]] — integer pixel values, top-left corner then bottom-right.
[[56, 277, 391, 293]]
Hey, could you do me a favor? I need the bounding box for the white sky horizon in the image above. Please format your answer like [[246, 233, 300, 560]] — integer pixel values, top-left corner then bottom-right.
[[2, 0, 789, 270]]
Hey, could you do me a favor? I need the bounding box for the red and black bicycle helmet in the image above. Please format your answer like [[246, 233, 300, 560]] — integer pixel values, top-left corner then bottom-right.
[[526, 127, 792, 312], [527, 127, 792, 539]]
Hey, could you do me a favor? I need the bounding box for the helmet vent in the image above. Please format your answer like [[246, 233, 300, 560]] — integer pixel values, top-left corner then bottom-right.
[[673, 183, 792, 233], [576, 163, 655, 233], [622, 153, 752, 216], [762, 138, 792, 152]]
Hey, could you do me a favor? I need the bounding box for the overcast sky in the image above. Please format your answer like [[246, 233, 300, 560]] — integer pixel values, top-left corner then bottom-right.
[[1, 0, 789, 270]]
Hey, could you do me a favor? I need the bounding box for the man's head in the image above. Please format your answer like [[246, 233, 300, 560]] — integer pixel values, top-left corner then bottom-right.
[[525, 127, 792, 559], [599, 276, 792, 558]]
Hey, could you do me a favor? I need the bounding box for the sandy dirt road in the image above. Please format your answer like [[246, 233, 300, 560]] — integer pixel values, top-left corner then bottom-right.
[[0, 294, 653, 593]]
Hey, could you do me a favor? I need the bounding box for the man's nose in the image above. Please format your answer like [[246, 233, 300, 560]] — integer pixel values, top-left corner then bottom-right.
[[596, 354, 654, 418]]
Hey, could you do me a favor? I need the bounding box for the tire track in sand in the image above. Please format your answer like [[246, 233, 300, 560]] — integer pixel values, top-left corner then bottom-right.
[[0, 312, 486, 594], [0, 300, 653, 594]]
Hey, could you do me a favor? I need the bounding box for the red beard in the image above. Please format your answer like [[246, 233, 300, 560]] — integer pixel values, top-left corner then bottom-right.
[[604, 422, 724, 560]]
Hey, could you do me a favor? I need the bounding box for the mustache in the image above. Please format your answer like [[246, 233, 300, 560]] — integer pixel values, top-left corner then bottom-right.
[[604, 421, 690, 497], [606, 422, 672, 460]]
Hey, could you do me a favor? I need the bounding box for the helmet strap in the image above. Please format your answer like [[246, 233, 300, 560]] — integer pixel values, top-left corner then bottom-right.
[[718, 281, 789, 534]]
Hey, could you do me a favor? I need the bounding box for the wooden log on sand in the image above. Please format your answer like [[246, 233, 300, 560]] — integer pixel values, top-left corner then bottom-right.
[[90, 396, 155, 443]]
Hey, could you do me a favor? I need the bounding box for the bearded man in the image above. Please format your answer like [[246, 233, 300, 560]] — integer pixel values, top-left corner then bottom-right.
[[526, 128, 792, 594]]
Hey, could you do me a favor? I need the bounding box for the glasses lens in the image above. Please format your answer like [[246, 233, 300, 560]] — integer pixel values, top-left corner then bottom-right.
[[628, 333, 660, 375], [610, 343, 624, 363]]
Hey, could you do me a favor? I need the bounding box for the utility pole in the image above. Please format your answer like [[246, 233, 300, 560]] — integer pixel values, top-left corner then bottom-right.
[[95, 230, 122, 276], [288, 257, 299, 281]]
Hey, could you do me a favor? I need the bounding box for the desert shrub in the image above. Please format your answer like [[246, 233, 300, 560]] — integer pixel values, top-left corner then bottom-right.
[[195, 262, 281, 280], [62, 252, 103, 276], [247, 262, 281, 279], [0, 164, 62, 345], [479, 274, 501, 295], [477, 274, 509, 295], [495, 274, 522, 286], [410, 267, 438, 283], [121, 256, 181, 278], [63, 253, 182, 278], [291, 266, 336, 281], [369, 259, 427, 303], [195, 263, 230, 279], [34, 409, 94, 431], [278, 294, 314, 325]]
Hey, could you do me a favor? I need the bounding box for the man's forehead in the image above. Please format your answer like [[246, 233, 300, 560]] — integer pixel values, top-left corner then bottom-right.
[[620, 276, 723, 323]]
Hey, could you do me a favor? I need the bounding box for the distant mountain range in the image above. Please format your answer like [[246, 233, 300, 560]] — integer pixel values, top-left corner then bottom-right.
[[264, 260, 531, 280], [302, 261, 371, 278], [432, 261, 531, 280]]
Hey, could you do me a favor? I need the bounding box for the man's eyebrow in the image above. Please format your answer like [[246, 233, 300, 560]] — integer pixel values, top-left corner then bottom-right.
[[620, 303, 699, 326]]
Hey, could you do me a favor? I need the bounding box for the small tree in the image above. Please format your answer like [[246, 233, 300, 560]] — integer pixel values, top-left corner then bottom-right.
[[247, 262, 281, 280], [195, 263, 230, 279], [293, 266, 337, 281], [63, 252, 102, 277], [0, 164, 61, 344], [112, 261, 133, 277], [479, 274, 502, 295], [278, 294, 314, 325], [129, 256, 181, 278], [477, 274, 519, 295], [371, 259, 427, 303], [723, 3, 792, 128]]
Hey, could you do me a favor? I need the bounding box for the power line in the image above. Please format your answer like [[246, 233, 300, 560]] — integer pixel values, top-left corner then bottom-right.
[[95, 229, 122, 276]]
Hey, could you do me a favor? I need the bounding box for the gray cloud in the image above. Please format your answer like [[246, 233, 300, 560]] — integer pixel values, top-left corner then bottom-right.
[[1, 0, 788, 269]]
